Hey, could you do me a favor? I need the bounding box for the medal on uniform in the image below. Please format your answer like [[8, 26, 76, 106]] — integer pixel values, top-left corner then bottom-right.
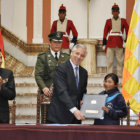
[[48, 54, 51, 57], [48, 59, 52, 66]]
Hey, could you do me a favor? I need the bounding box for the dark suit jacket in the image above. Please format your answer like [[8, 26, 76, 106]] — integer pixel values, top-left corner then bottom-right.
[[47, 60, 88, 124], [0, 68, 16, 123]]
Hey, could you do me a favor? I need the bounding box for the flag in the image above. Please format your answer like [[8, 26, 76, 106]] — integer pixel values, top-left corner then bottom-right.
[[0, 29, 5, 68], [122, 0, 140, 113]]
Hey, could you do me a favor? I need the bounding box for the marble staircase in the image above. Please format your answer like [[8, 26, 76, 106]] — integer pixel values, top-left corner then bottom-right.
[[14, 77, 38, 124]]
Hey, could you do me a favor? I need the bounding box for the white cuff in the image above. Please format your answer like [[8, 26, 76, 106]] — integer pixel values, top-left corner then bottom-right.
[[123, 42, 126, 48], [70, 107, 78, 113], [103, 45, 106, 50]]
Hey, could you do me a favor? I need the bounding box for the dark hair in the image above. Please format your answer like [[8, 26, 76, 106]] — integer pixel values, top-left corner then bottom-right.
[[59, 9, 66, 13], [112, 7, 119, 12], [104, 73, 119, 85]]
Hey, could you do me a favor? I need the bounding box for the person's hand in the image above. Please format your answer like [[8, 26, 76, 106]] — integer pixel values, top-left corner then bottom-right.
[[102, 106, 109, 114], [123, 42, 126, 48], [69, 42, 75, 50], [73, 109, 85, 120], [42, 87, 51, 96], [102, 45, 106, 51], [80, 100, 83, 106], [0, 76, 3, 88], [135, 120, 140, 126]]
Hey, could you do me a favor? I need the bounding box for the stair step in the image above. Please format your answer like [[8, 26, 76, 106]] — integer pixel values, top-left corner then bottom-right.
[[16, 104, 36, 108], [16, 107, 36, 115], [16, 115, 36, 119], [15, 83, 37, 87], [16, 87, 38, 93], [15, 97, 36, 104], [16, 93, 37, 97], [15, 77, 35, 82]]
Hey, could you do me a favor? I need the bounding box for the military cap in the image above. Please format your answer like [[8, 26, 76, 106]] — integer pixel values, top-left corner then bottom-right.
[[48, 32, 63, 42], [59, 4, 66, 13], [112, 3, 119, 11]]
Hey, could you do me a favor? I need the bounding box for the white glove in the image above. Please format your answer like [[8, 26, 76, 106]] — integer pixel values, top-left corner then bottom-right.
[[102, 45, 106, 51], [69, 42, 75, 50], [123, 42, 126, 48]]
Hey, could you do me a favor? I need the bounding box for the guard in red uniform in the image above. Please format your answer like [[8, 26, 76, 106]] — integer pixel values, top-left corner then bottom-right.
[[50, 4, 78, 53], [103, 3, 129, 76]]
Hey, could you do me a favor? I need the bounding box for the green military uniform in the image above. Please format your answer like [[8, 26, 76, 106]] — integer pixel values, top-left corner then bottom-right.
[[35, 50, 69, 123], [35, 51, 69, 90]]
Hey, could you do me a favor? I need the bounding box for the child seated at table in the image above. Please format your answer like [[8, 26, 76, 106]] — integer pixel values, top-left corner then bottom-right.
[[94, 73, 127, 125]]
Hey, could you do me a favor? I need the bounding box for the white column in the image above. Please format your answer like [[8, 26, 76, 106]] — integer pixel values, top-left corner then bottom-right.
[[13, 0, 27, 42], [32, 0, 43, 43]]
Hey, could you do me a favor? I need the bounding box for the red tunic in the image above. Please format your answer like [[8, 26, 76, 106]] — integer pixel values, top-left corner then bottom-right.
[[50, 20, 78, 49], [103, 18, 129, 50]]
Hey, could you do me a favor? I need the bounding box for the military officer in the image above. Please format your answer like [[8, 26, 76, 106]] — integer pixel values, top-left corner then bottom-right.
[[35, 31, 69, 123]]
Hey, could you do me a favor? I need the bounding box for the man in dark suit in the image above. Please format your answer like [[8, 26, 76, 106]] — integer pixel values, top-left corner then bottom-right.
[[0, 52, 16, 123], [47, 44, 88, 124]]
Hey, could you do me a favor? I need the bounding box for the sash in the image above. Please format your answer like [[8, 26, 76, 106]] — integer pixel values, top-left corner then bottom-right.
[[106, 92, 120, 103]]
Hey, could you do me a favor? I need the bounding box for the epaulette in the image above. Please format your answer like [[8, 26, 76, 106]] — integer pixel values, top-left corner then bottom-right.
[[38, 52, 47, 56], [61, 52, 70, 57]]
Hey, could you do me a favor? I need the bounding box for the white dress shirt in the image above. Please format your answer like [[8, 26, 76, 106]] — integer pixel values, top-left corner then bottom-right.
[[50, 49, 60, 59]]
